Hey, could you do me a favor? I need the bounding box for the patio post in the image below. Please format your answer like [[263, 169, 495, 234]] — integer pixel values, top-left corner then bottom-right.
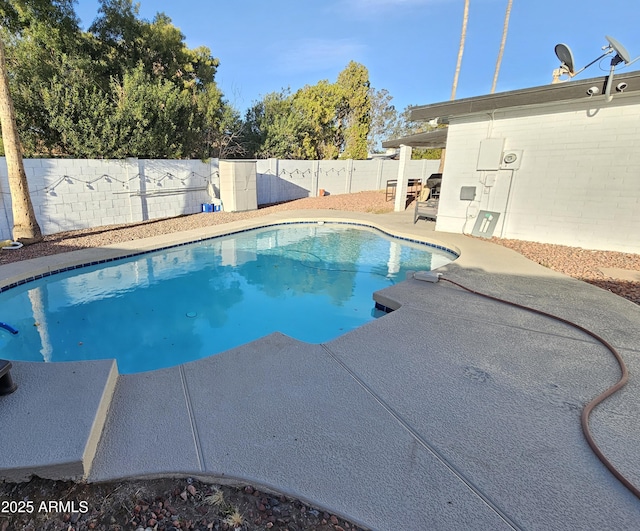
[[394, 144, 412, 212]]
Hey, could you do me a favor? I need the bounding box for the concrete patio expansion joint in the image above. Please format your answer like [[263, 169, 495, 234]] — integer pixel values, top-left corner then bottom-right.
[[319, 343, 522, 531], [179, 365, 206, 472]]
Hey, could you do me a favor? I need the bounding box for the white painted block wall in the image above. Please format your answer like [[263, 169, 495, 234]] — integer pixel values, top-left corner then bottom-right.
[[0, 158, 217, 241], [436, 95, 640, 253], [0, 157, 439, 241]]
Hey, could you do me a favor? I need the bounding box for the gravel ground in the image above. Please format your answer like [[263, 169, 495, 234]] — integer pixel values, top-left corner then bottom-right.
[[0, 477, 363, 531], [487, 236, 640, 305], [1, 190, 639, 529], [0, 191, 394, 267]]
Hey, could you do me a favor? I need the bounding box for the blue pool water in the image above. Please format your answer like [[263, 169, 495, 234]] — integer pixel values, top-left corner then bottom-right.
[[0, 224, 456, 373]]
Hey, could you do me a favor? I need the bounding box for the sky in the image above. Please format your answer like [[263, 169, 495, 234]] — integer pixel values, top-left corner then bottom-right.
[[73, 0, 640, 117]]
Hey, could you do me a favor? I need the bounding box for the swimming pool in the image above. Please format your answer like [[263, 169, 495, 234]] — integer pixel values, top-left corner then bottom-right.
[[0, 223, 457, 373]]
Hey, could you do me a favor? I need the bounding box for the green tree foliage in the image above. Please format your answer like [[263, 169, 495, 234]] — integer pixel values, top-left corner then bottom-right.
[[245, 62, 372, 160], [293, 81, 342, 159], [3, 0, 233, 159], [336, 61, 370, 160], [244, 90, 306, 159], [4, 2, 382, 162]]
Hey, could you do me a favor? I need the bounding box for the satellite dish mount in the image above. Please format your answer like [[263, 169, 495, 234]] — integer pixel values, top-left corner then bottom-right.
[[552, 35, 638, 101]]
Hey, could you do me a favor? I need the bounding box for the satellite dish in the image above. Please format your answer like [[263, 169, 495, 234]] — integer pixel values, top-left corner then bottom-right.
[[606, 35, 631, 64], [555, 44, 576, 75], [552, 35, 638, 89]]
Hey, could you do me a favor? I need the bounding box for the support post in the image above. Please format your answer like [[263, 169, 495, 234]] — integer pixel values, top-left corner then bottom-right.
[[394, 145, 412, 212]]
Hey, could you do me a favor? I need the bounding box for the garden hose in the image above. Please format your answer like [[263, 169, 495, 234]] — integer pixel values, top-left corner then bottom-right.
[[439, 277, 640, 501]]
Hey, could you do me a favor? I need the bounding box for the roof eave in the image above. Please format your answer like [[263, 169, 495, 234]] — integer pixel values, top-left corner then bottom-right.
[[409, 70, 640, 122], [381, 128, 448, 149]]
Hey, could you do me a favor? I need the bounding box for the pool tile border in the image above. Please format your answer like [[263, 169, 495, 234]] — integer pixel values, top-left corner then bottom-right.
[[0, 221, 459, 294]]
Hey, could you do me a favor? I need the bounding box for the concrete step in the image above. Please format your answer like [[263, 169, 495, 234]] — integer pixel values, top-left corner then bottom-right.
[[0, 359, 118, 482]]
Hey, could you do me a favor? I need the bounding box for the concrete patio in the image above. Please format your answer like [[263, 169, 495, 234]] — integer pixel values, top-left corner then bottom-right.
[[1, 209, 639, 530]]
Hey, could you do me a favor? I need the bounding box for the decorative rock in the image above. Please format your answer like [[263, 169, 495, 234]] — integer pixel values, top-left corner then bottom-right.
[[330, 515, 339, 525], [187, 484, 197, 496], [180, 490, 188, 501]]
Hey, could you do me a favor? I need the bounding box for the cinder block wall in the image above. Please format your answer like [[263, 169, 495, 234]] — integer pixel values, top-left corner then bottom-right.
[[254, 158, 439, 203], [437, 94, 640, 253], [0, 158, 217, 240], [0, 157, 440, 241]]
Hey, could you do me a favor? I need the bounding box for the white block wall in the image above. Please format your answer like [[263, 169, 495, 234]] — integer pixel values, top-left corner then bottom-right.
[[0, 158, 217, 240], [436, 94, 640, 253], [255, 158, 439, 203], [0, 157, 440, 240]]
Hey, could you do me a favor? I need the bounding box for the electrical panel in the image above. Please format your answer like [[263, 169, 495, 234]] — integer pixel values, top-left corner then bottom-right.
[[477, 138, 505, 170]]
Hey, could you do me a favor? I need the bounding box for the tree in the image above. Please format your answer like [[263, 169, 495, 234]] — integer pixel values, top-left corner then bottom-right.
[[244, 62, 372, 160], [0, 0, 76, 243], [244, 90, 309, 159], [199, 85, 247, 159], [294, 81, 342, 159], [5, 0, 228, 159], [336, 61, 371, 159], [368, 88, 398, 154], [491, 0, 513, 94], [0, 37, 42, 243], [450, 0, 469, 101], [439, 0, 470, 172]]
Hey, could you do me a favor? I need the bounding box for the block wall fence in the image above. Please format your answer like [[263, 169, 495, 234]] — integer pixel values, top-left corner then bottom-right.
[[0, 157, 440, 241]]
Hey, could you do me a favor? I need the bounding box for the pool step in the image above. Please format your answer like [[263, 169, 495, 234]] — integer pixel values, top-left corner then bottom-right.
[[0, 359, 118, 482]]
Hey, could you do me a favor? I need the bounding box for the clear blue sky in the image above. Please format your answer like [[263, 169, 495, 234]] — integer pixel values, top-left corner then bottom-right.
[[73, 0, 640, 116]]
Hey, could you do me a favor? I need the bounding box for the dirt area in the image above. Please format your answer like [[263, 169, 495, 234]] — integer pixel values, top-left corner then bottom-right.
[[1, 190, 639, 531], [0, 477, 362, 531]]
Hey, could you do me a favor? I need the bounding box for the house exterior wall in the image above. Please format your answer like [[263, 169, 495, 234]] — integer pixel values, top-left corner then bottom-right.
[[436, 93, 640, 253]]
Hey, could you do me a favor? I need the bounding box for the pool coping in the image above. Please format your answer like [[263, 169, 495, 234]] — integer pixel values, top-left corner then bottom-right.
[[1, 209, 639, 530]]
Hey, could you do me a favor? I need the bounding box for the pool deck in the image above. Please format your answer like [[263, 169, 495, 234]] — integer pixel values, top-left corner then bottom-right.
[[1, 209, 639, 530]]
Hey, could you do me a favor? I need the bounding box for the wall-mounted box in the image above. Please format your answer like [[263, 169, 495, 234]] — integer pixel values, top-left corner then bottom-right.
[[500, 150, 524, 170], [460, 186, 477, 201], [477, 138, 505, 171]]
